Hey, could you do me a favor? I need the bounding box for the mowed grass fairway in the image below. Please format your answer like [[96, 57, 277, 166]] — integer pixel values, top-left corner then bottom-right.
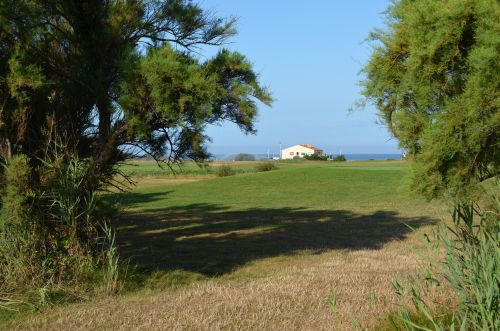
[[6, 161, 446, 330]]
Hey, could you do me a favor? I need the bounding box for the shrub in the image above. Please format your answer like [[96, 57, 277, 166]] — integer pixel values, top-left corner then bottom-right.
[[215, 165, 235, 177], [255, 161, 278, 172], [234, 153, 256, 161], [0, 151, 120, 296], [0, 155, 39, 287], [304, 154, 328, 161], [332, 155, 346, 162]]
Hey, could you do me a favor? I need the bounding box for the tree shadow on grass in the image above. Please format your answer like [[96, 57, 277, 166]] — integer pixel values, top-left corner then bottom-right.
[[113, 202, 436, 276]]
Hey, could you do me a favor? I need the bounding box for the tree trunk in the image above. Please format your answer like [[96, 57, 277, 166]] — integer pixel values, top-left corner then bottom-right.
[[0, 138, 11, 161]]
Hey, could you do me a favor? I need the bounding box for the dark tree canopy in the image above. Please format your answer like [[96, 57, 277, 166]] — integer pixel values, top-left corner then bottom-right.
[[361, 0, 499, 199], [0, 0, 272, 189]]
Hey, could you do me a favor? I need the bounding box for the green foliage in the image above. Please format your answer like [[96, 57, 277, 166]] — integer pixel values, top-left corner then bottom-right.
[[388, 183, 499, 330], [102, 223, 120, 295], [304, 154, 328, 161], [234, 153, 256, 161], [361, 0, 500, 200], [0, 155, 39, 286], [215, 164, 236, 177], [204, 49, 273, 134], [0, 155, 33, 229], [332, 155, 346, 162], [255, 161, 278, 172], [329, 289, 338, 314]]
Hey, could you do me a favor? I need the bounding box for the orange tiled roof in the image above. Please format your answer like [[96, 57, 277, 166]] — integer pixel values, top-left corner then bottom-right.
[[300, 144, 323, 151]]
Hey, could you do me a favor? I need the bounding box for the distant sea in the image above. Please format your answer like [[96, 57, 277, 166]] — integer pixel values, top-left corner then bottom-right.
[[343, 154, 402, 161], [212, 153, 402, 161]]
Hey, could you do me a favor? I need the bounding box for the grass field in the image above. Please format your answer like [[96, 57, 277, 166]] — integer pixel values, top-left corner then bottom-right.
[[2, 160, 447, 330]]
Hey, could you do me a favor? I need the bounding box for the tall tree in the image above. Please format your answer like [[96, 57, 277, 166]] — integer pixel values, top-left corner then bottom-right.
[[361, 0, 499, 199], [0, 0, 272, 188]]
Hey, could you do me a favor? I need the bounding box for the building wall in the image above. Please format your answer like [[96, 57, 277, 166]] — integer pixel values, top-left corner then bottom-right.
[[281, 145, 321, 160]]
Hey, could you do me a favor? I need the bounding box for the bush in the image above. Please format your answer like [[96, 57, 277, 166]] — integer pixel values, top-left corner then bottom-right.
[[255, 161, 278, 172], [332, 155, 346, 162], [234, 153, 256, 161], [215, 165, 236, 177], [0, 151, 120, 297], [0, 155, 39, 287], [304, 154, 328, 161], [389, 182, 500, 330]]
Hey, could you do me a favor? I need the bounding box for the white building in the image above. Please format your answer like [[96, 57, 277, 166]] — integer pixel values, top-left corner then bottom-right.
[[281, 144, 324, 160]]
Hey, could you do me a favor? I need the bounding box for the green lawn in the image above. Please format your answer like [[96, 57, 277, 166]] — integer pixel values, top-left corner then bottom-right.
[[120, 160, 262, 177], [119, 159, 406, 178], [111, 160, 438, 276], [119, 161, 410, 212]]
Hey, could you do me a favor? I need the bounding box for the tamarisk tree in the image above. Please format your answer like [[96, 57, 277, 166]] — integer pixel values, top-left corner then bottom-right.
[[361, 0, 499, 199], [0, 0, 272, 188]]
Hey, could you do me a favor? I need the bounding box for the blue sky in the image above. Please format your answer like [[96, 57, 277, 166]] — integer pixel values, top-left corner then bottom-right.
[[200, 1, 399, 155]]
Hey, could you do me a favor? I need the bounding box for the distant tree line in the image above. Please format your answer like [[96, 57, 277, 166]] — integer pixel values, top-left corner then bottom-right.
[[234, 153, 256, 161]]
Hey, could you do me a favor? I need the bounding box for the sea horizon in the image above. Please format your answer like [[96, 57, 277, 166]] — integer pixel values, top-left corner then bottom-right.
[[211, 153, 402, 161]]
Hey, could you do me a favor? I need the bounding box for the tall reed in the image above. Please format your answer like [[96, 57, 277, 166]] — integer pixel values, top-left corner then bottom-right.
[[390, 181, 499, 330]]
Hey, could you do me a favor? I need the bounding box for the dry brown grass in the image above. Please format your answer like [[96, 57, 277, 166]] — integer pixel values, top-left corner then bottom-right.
[[7, 226, 438, 330]]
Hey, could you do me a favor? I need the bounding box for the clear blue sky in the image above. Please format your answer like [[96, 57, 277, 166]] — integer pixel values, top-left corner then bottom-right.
[[200, 0, 399, 155]]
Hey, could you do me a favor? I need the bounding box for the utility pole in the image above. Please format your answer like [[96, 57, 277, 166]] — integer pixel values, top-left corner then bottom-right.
[[279, 142, 282, 160]]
